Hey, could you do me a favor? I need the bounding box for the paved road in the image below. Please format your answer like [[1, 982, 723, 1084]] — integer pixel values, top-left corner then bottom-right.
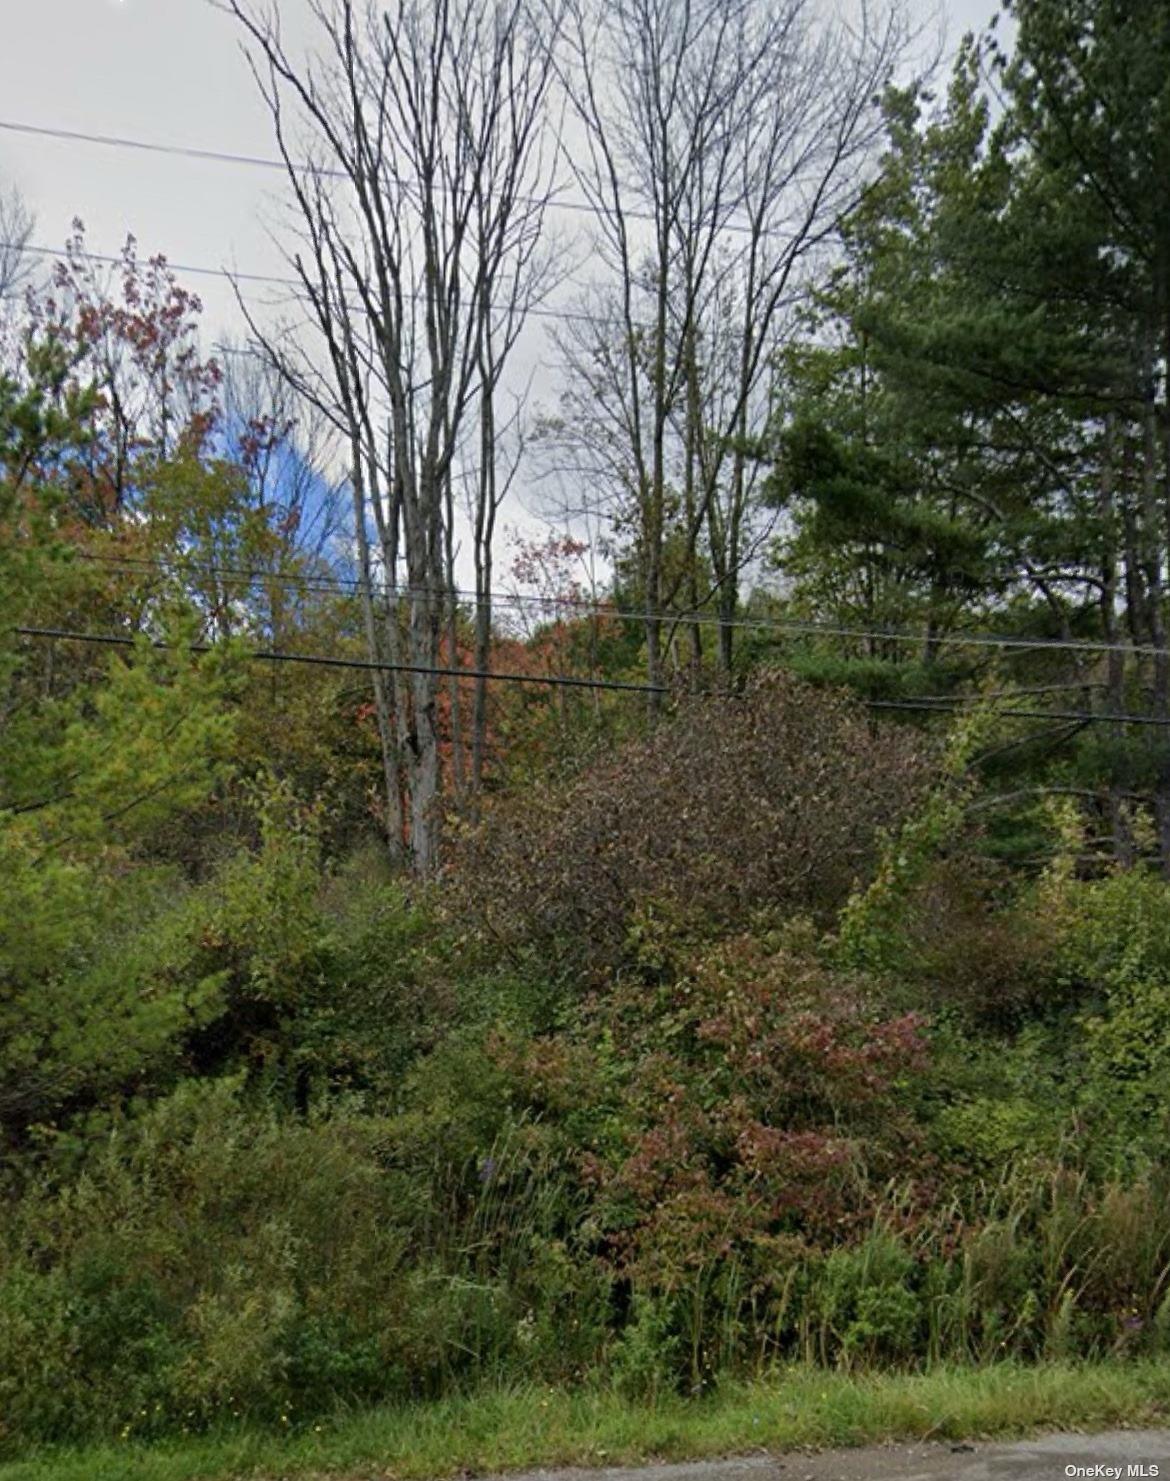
[[504, 1432, 1170, 1481]]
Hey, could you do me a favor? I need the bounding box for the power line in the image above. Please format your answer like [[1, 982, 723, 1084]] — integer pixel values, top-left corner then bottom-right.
[[0, 117, 603, 219], [2, 240, 635, 331], [0, 119, 349, 182], [78, 549, 725, 628], [868, 699, 1170, 729], [11, 242, 293, 289], [749, 618, 1170, 662], [16, 625, 1170, 727], [12, 625, 666, 695], [71, 549, 1170, 662], [0, 117, 765, 239]]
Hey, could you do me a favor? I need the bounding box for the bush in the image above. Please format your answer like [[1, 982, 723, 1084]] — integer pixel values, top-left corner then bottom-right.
[[896, 858, 1061, 1027], [448, 673, 930, 980], [10, 712, 1170, 1457], [0, 1081, 413, 1444], [0, 1074, 610, 1455]]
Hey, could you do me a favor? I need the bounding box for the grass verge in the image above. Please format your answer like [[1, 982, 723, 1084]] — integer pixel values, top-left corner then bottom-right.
[[3, 1362, 1168, 1481]]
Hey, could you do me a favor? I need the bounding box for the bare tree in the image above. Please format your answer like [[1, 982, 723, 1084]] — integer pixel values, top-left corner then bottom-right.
[[222, 0, 562, 874], [0, 185, 34, 303], [548, 0, 911, 690], [220, 343, 348, 563], [214, 341, 352, 655]]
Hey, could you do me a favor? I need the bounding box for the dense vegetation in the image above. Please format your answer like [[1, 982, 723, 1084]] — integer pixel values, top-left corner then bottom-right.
[[3, 0, 1170, 1467]]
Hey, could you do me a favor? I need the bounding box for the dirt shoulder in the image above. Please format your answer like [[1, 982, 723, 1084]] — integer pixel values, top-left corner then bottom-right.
[[489, 1430, 1170, 1481]]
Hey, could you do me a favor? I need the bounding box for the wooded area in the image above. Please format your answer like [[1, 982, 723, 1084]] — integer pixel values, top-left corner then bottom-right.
[[3, 0, 1170, 1463]]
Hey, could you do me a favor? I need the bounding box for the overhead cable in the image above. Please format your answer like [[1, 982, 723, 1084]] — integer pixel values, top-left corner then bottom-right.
[[72, 549, 1170, 662]]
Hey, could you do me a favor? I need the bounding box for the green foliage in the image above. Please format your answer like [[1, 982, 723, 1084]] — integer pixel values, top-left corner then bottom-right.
[[2, 1364, 1169, 1481], [1, 1081, 405, 1445], [4, 777, 1170, 1454], [806, 1233, 921, 1366], [610, 1294, 682, 1400], [837, 702, 998, 971], [0, 633, 243, 1138], [766, 3, 1170, 870], [0, 1076, 612, 1454], [7, 139, 1170, 1468], [1039, 839, 1170, 1156]]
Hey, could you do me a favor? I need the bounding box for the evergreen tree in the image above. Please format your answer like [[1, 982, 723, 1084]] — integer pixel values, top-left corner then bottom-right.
[[769, 9, 1170, 869]]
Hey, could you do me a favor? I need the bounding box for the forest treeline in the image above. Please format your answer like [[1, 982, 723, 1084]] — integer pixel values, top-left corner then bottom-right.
[[3, 0, 1170, 1460]]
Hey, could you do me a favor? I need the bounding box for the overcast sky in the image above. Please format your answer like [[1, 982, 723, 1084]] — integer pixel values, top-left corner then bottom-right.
[[1, 0, 1002, 341], [0, 0, 1004, 571]]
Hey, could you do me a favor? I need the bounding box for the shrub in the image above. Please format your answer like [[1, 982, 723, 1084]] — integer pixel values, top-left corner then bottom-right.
[[0, 1074, 610, 1455], [895, 858, 1061, 1027], [493, 929, 940, 1385], [804, 1232, 921, 1366], [448, 673, 930, 980], [1040, 862, 1170, 1161]]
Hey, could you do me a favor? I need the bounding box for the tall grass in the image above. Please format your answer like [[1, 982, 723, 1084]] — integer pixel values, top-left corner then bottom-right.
[[3, 1086, 1169, 1460], [3, 1362, 1169, 1481]]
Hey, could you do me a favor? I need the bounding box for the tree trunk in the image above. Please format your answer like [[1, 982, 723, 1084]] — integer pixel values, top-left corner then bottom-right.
[[351, 457, 405, 866], [1099, 413, 1134, 866], [1139, 349, 1170, 873]]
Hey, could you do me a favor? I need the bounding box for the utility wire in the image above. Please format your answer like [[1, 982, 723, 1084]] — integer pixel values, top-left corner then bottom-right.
[[6, 134, 1165, 718], [14, 627, 1170, 727], [11, 241, 293, 289], [868, 699, 1170, 728], [0, 119, 364, 185], [0, 118, 612, 220], [79, 549, 752, 630], [12, 626, 667, 695], [0, 118, 768, 239], [72, 549, 1170, 662], [3, 240, 615, 329]]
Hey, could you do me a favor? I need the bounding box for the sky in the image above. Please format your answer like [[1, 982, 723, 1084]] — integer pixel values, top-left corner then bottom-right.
[[0, 0, 1004, 570], [0, 0, 1001, 337], [0, 2, 309, 336]]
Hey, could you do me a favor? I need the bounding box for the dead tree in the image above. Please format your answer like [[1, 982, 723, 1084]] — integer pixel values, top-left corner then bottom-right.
[[550, 0, 910, 690], [224, 0, 561, 874], [0, 185, 34, 303]]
